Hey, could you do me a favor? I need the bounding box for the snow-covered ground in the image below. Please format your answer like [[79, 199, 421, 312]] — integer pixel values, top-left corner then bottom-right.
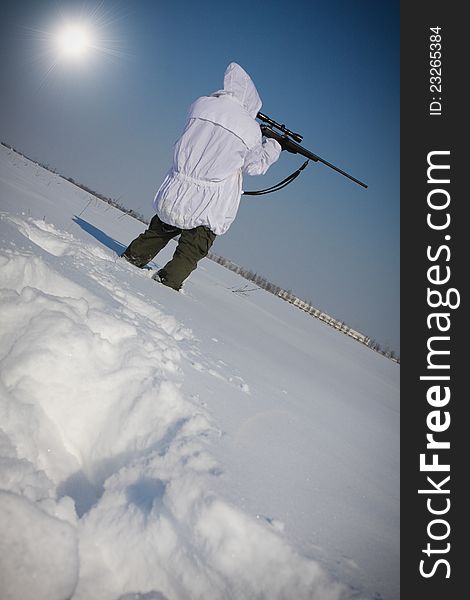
[[0, 144, 399, 600]]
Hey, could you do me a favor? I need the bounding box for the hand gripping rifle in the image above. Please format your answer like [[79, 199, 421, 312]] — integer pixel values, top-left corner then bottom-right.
[[243, 112, 368, 195]]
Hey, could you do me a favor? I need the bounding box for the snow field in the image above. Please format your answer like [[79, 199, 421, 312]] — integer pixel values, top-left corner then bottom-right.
[[0, 215, 345, 599], [0, 145, 398, 599]]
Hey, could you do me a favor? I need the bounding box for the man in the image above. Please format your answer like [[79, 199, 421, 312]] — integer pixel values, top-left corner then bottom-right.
[[122, 62, 282, 291]]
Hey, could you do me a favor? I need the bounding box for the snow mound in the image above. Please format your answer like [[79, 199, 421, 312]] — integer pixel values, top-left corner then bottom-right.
[[0, 490, 79, 600]]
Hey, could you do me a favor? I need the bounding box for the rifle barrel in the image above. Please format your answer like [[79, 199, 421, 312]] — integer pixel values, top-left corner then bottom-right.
[[262, 126, 368, 189], [295, 142, 368, 189]]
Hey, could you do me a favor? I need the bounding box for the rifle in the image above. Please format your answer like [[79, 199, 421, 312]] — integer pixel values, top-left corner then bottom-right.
[[256, 112, 368, 190]]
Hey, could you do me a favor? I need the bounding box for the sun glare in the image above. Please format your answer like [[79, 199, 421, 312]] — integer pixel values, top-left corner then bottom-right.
[[31, 5, 127, 88], [56, 24, 92, 58]]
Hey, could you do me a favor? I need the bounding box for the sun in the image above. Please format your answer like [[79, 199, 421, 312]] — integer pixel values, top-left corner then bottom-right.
[[30, 6, 127, 87], [55, 23, 93, 59]]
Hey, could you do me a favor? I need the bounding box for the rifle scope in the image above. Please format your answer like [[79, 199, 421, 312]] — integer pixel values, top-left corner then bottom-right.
[[257, 112, 303, 143]]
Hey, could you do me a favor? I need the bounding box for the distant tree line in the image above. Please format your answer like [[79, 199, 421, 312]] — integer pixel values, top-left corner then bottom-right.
[[1, 141, 150, 225], [66, 174, 149, 225], [209, 250, 400, 363]]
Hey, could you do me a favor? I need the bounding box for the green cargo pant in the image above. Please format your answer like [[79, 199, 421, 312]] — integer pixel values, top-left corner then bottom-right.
[[123, 215, 216, 290]]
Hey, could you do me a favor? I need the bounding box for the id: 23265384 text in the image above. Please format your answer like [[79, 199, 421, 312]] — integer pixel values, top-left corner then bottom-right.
[[429, 26, 443, 116]]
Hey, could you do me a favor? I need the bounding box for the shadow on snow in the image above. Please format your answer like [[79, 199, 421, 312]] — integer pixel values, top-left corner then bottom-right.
[[72, 215, 127, 257]]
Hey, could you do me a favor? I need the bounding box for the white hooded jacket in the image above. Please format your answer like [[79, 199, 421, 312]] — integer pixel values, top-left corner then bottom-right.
[[153, 63, 281, 235]]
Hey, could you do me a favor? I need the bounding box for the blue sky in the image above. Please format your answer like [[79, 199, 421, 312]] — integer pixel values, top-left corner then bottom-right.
[[0, 0, 400, 353]]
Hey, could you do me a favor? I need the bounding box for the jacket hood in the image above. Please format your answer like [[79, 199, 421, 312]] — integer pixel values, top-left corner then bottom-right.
[[215, 62, 262, 118]]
